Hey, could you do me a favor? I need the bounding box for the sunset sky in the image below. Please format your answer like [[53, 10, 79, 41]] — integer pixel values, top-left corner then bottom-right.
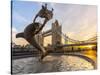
[[12, 1, 97, 46]]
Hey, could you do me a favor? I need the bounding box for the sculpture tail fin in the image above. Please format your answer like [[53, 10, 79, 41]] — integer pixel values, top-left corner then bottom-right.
[[16, 32, 24, 38]]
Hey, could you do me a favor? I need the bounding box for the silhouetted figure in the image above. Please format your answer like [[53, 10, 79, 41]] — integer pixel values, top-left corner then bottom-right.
[[33, 3, 53, 22], [16, 4, 53, 61]]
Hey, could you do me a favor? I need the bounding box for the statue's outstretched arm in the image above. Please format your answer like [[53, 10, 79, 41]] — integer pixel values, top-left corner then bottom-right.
[[33, 5, 44, 23], [33, 14, 38, 23], [34, 19, 48, 34]]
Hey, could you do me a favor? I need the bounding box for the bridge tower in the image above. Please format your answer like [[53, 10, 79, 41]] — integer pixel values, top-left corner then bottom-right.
[[36, 20, 62, 48], [52, 20, 62, 46]]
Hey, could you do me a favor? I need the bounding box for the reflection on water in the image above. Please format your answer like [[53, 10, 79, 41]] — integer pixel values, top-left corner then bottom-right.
[[12, 46, 97, 74], [12, 52, 96, 74], [81, 49, 97, 62]]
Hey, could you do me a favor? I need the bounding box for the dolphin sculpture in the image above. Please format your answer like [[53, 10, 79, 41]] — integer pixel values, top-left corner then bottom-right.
[[33, 3, 53, 22], [16, 4, 53, 61]]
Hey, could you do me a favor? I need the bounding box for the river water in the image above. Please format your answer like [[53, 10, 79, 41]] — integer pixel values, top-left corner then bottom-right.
[[12, 50, 96, 74]]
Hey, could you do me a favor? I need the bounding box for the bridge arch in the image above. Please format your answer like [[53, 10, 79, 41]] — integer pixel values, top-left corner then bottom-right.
[[36, 20, 62, 47]]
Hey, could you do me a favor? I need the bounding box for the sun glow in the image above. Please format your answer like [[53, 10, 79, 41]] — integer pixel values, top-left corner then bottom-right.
[[85, 45, 94, 48]]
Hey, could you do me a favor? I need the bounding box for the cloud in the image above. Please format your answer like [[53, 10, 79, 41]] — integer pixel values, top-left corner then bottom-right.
[[12, 27, 17, 39], [12, 11, 33, 33], [12, 27, 28, 46], [52, 4, 97, 41], [42, 4, 97, 42], [12, 27, 17, 33], [13, 11, 28, 23]]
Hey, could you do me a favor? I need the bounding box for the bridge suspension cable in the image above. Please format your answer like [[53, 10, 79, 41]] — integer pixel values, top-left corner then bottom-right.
[[55, 29, 97, 44]]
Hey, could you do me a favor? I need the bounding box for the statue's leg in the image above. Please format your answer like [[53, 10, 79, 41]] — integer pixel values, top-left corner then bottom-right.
[[40, 52, 48, 60], [28, 36, 47, 60]]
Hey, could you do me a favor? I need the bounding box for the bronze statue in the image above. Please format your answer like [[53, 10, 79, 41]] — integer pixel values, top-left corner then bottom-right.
[[16, 4, 53, 61], [33, 4, 53, 22]]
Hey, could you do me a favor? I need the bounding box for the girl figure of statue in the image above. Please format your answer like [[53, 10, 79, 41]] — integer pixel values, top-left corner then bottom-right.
[[16, 4, 54, 61]]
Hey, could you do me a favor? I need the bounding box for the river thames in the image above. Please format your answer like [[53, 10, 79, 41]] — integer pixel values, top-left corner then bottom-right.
[[12, 49, 97, 74]]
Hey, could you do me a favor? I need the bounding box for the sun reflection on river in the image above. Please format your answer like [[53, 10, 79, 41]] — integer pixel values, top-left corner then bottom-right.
[[82, 49, 97, 62]]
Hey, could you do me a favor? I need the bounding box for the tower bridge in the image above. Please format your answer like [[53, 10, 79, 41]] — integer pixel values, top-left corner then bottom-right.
[[36, 20, 97, 50], [36, 20, 62, 47]]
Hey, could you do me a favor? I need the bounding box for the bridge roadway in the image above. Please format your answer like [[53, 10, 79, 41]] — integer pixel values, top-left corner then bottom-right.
[[42, 29, 52, 37], [59, 42, 97, 47]]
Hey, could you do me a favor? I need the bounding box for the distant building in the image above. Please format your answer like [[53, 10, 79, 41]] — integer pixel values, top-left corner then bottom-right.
[[25, 44, 34, 49], [13, 45, 21, 48]]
